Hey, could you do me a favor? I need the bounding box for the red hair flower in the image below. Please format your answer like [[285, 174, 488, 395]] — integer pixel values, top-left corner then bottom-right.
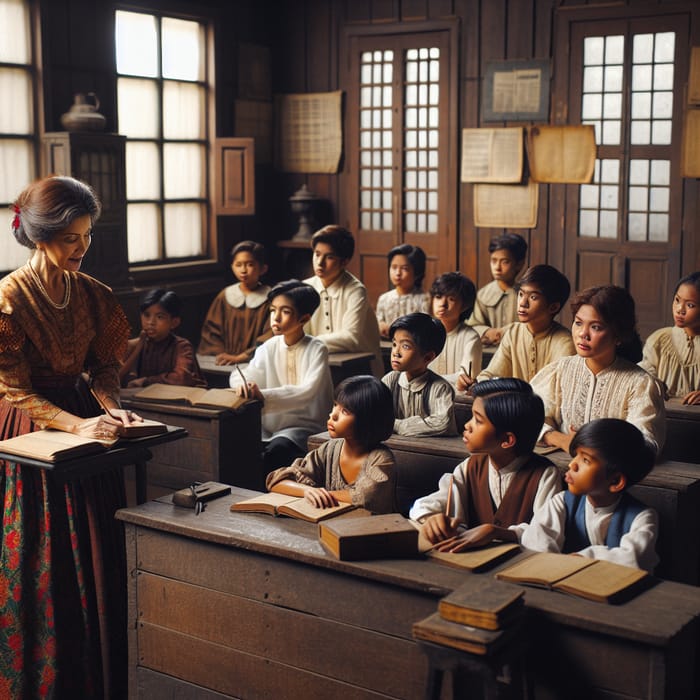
[[11, 204, 20, 231]]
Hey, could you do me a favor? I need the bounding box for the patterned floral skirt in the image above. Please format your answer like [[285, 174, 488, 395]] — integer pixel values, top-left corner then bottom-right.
[[0, 377, 127, 699]]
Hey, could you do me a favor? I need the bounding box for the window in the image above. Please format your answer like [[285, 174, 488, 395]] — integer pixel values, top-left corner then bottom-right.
[[0, 0, 38, 273], [115, 9, 212, 265], [577, 30, 676, 243]]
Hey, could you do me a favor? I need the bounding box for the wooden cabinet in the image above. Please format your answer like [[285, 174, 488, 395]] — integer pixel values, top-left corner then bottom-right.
[[42, 132, 129, 289]]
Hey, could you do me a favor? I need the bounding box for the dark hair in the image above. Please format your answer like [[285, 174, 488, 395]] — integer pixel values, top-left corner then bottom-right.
[[570, 418, 655, 486], [11, 176, 101, 249], [230, 239, 266, 265], [430, 272, 477, 321], [267, 279, 320, 317], [389, 312, 447, 356], [139, 288, 182, 316], [518, 264, 571, 313], [674, 271, 700, 297], [310, 225, 355, 260], [488, 233, 528, 262], [334, 375, 394, 451], [570, 286, 643, 362], [387, 244, 427, 289], [471, 378, 544, 456]]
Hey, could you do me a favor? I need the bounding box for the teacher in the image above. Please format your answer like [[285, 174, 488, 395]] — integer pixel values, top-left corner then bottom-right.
[[0, 176, 136, 698]]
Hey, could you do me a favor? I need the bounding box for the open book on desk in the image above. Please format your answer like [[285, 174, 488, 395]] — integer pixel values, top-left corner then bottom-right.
[[133, 383, 248, 411], [426, 542, 521, 573], [230, 491, 356, 523], [0, 421, 168, 463], [495, 552, 653, 604]]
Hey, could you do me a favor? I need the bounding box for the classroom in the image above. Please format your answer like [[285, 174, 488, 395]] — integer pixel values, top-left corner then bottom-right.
[[0, 0, 699, 698]]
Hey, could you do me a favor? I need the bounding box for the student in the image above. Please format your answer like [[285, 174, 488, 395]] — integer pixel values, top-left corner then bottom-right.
[[266, 375, 396, 514], [467, 233, 527, 345], [410, 378, 562, 551], [640, 271, 700, 405], [477, 264, 575, 382], [198, 240, 272, 365], [530, 285, 665, 455], [120, 288, 206, 388], [521, 418, 658, 572], [375, 244, 430, 338], [382, 312, 457, 436], [230, 279, 334, 481], [427, 272, 482, 390], [303, 225, 383, 377]]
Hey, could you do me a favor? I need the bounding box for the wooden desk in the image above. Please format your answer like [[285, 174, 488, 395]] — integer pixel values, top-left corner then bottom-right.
[[117, 491, 700, 699], [121, 391, 263, 491], [0, 426, 186, 504], [455, 394, 700, 464]]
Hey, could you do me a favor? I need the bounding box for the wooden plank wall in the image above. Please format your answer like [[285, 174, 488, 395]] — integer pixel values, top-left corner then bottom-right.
[[267, 0, 700, 321]]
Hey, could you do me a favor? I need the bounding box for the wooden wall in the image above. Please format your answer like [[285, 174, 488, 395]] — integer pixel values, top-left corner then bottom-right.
[[36, 0, 700, 342]]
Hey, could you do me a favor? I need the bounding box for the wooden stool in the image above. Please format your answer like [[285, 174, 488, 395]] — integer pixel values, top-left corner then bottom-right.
[[416, 637, 529, 700]]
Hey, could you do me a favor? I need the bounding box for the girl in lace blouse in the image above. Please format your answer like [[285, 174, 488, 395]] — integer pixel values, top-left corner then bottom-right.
[[530, 285, 665, 456], [640, 272, 700, 405]]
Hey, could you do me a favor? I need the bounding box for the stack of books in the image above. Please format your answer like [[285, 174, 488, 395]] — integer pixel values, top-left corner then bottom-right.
[[413, 577, 525, 655]]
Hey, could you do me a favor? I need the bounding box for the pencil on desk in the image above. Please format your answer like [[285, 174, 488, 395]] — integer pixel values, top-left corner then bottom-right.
[[445, 474, 454, 518]]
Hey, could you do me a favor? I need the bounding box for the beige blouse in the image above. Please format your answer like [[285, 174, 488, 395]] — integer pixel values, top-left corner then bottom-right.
[[530, 354, 666, 454], [640, 326, 700, 399]]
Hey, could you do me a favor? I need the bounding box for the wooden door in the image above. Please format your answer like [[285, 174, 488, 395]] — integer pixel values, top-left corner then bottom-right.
[[340, 22, 459, 306], [557, 11, 690, 338]]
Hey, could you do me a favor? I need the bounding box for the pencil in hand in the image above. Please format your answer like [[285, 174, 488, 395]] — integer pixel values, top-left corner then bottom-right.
[[445, 474, 454, 518]]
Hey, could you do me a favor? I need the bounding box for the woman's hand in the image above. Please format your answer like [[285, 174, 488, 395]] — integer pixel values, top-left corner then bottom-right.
[[682, 390, 700, 405], [304, 487, 338, 508]]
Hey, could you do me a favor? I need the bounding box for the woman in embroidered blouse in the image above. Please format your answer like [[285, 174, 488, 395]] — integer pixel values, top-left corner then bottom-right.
[[0, 176, 136, 698], [530, 285, 665, 456]]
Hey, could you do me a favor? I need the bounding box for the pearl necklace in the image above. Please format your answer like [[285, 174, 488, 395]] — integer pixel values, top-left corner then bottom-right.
[[28, 261, 71, 310]]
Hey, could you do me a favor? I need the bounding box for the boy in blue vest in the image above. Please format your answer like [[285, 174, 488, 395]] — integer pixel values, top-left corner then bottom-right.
[[521, 418, 658, 571]]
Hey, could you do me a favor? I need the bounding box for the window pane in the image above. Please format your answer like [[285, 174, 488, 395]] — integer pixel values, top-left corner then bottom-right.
[[162, 17, 202, 81], [650, 159, 669, 186], [163, 82, 204, 139], [0, 68, 32, 133], [0, 138, 32, 201], [126, 142, 161, 199], [599, 210, 618, 239], [116, 10, 158, 77], [583, 66, 602, 92], [580, 184, 599, 209], [629, 159, 649, 185], [0, 0, 30, 63], [127, 203, 160, 262], [579, 210, 598, 237], [164, 203, 203, 257], [628, 213, 647, 241], [605, 35, 624, 64], [654, 32, 675, 62], [163, 144, 204, 198], [118, 78, 159, 138], [584, 37, 604, 64], [649, 213, 668, 241]]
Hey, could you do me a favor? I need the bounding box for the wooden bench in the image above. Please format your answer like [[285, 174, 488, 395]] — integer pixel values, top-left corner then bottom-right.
[[307, 431, 700, 585]]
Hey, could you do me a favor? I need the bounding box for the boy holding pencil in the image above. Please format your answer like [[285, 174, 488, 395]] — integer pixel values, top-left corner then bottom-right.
[[410, 378, 563, 551]]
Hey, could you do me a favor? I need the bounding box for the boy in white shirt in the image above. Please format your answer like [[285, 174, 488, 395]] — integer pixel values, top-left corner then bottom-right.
[[231, 279, 334, 484]]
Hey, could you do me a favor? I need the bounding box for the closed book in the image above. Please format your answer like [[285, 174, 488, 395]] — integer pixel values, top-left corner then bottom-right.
[[438, 577, 524, 631], [173, 482, 232, 508], [230, 492, 355, 523], [413, 612, 516, 656], [319, 513, 419, 560], [427, 542, 521, 573], [496, 552, 652, 604], [118, 418, 168, 438]]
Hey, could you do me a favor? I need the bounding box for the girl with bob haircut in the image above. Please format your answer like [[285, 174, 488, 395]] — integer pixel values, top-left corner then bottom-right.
[[522, 418, 658, 572], [531, 285, 665, 455], [266, 375, 397, 513]]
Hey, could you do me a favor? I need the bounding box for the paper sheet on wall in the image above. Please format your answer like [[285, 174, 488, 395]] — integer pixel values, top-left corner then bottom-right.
[[275, 91, 343, 173], [461, 128, 523, 183], [527, 125, 596, 184], [492, 68, 542, 114], [681, 108, 700, 178], [473, 181, 539, 229]]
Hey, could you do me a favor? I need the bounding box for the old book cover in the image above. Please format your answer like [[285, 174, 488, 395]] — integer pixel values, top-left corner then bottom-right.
[[134, 384, 247, 411], [230, 492, 355, 523], [412, 612, 515, 656], [496, 552, 651, 603], [319, 513, 419, 560], [427, 542, 520, 573], [0, 429, 112, 462], [438, 577, 525, 631]]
